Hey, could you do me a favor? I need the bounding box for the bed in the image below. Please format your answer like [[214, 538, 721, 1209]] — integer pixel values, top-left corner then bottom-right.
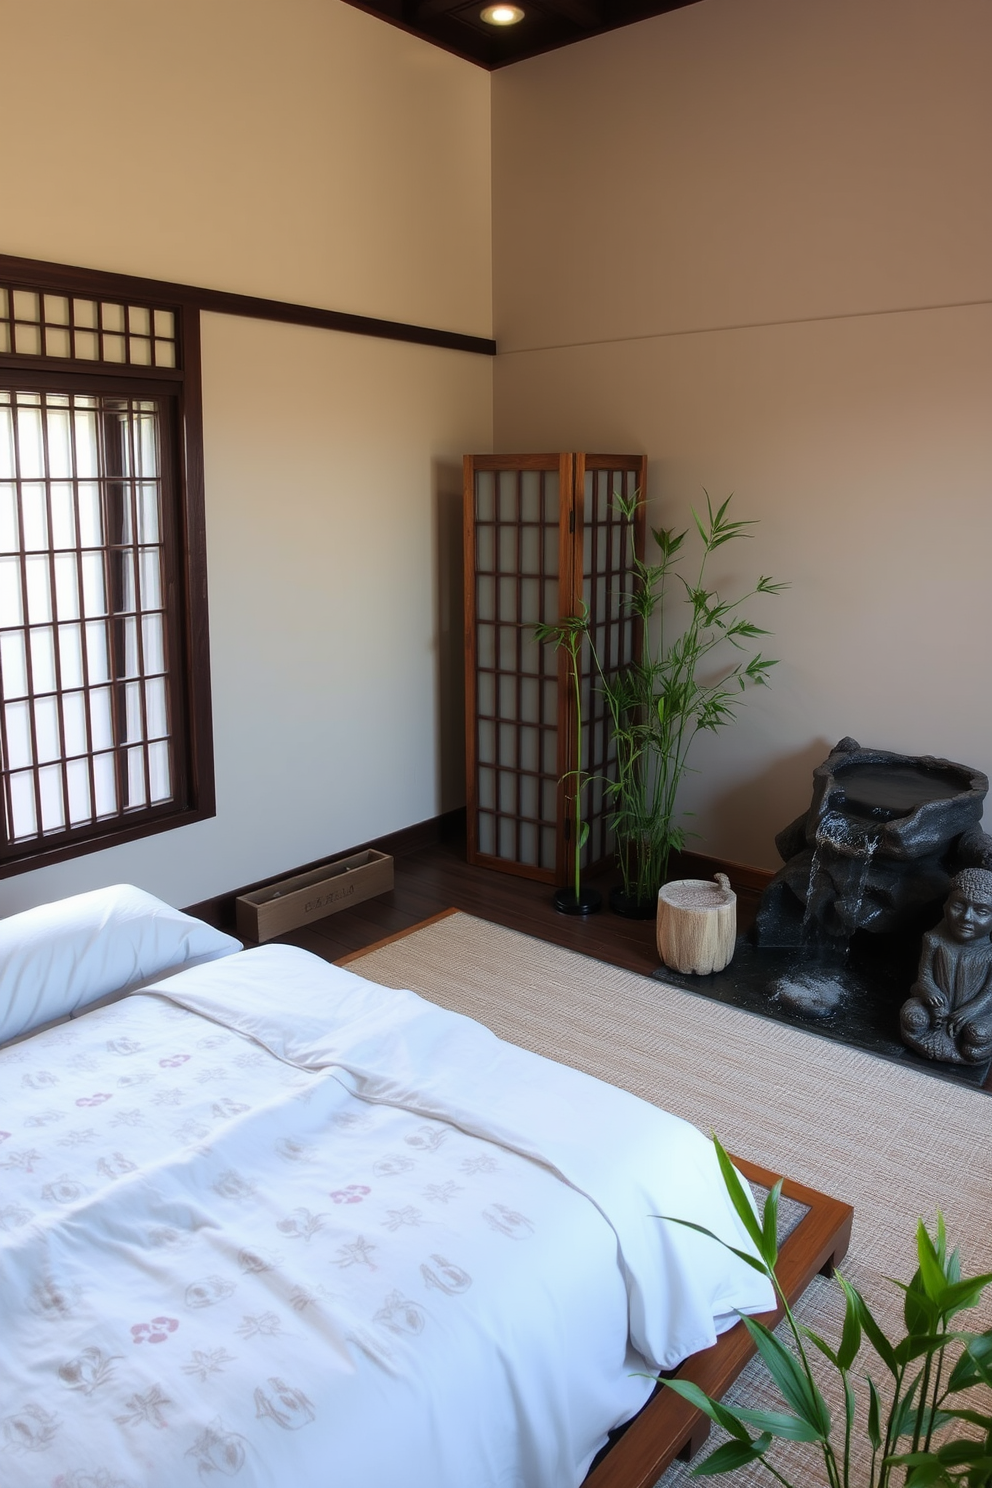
[[0, 885, 852, 1488]]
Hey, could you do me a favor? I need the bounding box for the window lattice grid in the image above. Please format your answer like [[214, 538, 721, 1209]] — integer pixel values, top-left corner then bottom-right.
[[582, 467, 640, 867], [474, 467, 560, 870], [0, 389, 174, 846], [0, 286, 177, 370]]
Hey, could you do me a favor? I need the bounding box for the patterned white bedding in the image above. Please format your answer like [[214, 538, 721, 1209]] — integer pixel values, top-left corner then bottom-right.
[[0, 943, 773, 1488]]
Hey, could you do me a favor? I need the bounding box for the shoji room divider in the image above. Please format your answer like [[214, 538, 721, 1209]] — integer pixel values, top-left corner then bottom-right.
[[463, 452, 646, 885]]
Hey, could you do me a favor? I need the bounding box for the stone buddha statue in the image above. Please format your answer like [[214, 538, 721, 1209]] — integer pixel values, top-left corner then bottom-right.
[[900, 868, 992, 1065]]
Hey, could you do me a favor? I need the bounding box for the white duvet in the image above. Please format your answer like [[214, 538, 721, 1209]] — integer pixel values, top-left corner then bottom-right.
[[0, 945, 773, 1488]]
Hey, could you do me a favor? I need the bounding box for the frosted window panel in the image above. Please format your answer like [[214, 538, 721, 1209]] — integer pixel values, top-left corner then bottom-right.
[[497, 625, 517, 671], [103, 334, 126, 363], [50, 483, 76, 546], [58, 625, 84, 689], [520, 631, 539, 676], [66, 757, 92, 824], [123, 617, 140, 677], [475, 471, 494, 524], [497, 817, 516, 859], [45, 327, 71, 359], [149, 740, 171, 802], [89, 687, 114, 751], [0, 407, 14, 479], [145, 678, 168, 739], [73, 411, 99, 476], [477, 621, 494, 669], [38, 764, 66, 832], [544, 679, 557, 718], [137, 485, 160, 542], [519, 577, 540, 626], [127, 746, 147, 807], [498, 577, 516, 619], [498, 724, 516, 767], [62, 691, 88, 755], [73, 298, 98, 328], [478, 767, 495, 810], [0, 484, 17, 548], [13, 290, 39, 321], [44, 295, 70, 325], [1, 631, 28, 696], [120, 487, 135, 544], [498, 674, 517, 719], [102, 303, 125, 332], [498, 525, 517, 574], [5, 701, 33, 769], [519, 676, 539, 721], [21, 483, 49, 549], [85, 621, 111, 684], [34, 696, 61, 763], [54, 554, 81, 620], [141, 614, 165, 674], [153, 309, 174, 338], [25, 555, 53, 623], [30, 627, 57, 693], [518, 821, 538, 866], [17, 408, 44, 480], [519, 729, 539, 775], [129, 306, 151, 336], [75, 330, 99, 360], [139, 548, 162, 609], [9, 772, 37, 839], [541, 779, 557, 823], [154, 340, 176, 368], [77, 483, 102, 546], [124, 680, 144, 742], [0, 558, 23, 626], [81, 552, 107, 616], [475, 522, 494, 571], [119, 551, 137, 612], [93, 752, 117, 817], [0, 324, 7, 353], [129, 337, 152, 366], [476, 575, 494, 621], [542, 731, 557, 776], [477, 719, 494, 765], [477, 672, 494, 717], [14, 323, 42, 356], [520, 472, 541, 525], [519, 523, 540, 575], [496, 474, 517, 523]]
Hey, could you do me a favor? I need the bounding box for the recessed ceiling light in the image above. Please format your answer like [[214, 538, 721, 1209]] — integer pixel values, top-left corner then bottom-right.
[[480, 3, 525, 24]]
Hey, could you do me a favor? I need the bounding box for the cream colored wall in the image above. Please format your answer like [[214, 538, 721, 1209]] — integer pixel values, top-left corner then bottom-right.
[[492, 0, 992, 868], [0, 0, 492, 914]]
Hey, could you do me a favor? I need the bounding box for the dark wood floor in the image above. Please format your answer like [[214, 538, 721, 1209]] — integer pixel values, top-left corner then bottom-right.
[[210, 831, 763, 978]]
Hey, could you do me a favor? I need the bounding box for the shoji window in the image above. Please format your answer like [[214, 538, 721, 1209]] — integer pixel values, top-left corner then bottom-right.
[[0, 267, 214, 873], [463, 453, 645, 885]]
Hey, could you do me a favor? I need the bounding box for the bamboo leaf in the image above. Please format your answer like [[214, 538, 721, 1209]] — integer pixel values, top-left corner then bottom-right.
[[691, 1435, 773, 1476], [738, 1314, 831, 1436], [732, 1406, 824, 1442], [660, 1378, 750, 1441], [711, 1136, 769, 1261], [653, 1215, 770, 1276], [867, 1377, 883, 1450]]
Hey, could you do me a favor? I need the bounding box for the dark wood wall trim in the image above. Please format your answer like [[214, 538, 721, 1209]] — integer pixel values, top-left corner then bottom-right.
[[0, 253, 497, 358], [183, 808, 467, 929]]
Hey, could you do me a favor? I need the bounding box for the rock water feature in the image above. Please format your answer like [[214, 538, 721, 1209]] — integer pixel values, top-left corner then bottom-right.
[[653, 739, 992, 1088]]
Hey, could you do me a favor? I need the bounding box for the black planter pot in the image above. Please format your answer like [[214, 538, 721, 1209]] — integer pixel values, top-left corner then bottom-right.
[[609, 885, 657, 920], [553, 886, 603, 916]]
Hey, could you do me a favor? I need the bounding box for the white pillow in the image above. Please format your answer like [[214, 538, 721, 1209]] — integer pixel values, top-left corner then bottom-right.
[[0, 884, 241, 1045]]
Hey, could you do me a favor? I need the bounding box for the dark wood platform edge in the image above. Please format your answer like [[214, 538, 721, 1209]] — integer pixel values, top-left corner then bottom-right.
[[337, 909, 854, 1488], [584, 1158, 854, 1488]]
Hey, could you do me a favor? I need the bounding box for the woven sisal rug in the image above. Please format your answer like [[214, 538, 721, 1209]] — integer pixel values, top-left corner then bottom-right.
[[347, 910, 992, 1486]]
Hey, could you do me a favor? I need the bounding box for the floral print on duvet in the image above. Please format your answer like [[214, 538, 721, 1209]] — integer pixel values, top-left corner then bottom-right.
[[0, 988, 652, 1488]]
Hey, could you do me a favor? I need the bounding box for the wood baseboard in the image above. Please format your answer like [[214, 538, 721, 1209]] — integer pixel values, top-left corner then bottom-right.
[[183, 808, 466, 930]]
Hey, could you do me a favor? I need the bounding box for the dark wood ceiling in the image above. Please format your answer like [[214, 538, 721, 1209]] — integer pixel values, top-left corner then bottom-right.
[[343, 0, 702, 68]]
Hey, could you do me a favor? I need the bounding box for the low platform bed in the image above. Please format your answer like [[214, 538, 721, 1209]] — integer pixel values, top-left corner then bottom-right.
[[0, 888, 853, 1488]]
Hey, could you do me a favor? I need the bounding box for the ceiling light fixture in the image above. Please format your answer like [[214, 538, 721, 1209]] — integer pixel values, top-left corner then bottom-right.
[[480, 3, 525, 23]]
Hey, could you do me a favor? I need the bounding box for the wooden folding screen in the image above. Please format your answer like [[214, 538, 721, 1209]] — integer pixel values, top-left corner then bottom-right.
[[463, 453, 646, 884]]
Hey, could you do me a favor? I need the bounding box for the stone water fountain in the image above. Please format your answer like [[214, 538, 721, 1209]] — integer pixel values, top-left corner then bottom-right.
[[653, 738, 992, 1086]]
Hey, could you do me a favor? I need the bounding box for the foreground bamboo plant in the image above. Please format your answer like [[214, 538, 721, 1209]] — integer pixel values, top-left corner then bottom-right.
[[659, 1138, 992, 1486]]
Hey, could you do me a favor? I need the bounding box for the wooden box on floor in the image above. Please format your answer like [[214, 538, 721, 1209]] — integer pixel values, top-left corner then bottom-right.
[[235, 850, 394, 943]]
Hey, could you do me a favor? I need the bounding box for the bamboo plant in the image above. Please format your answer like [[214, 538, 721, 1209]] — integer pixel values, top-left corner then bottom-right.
[[659, 1137, 992, 1487], [595, 490, 786, 911]]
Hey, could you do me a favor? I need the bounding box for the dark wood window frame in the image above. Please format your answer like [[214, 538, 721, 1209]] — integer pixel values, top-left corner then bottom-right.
[[0, 267, 214, 877]]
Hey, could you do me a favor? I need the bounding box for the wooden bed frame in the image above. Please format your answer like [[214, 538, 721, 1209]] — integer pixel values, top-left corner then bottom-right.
[[339, 912, 855, 1488]]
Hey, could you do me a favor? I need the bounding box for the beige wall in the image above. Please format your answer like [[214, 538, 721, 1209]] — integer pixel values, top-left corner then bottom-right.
[[0, 0, 492, 914], [492, 0, 992, 868]]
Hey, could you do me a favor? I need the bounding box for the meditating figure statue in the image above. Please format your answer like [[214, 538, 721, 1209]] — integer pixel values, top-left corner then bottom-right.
[[900, 868, 992, 1065]]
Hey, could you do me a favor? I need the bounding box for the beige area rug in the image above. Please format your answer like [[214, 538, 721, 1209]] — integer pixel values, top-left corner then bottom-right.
[[348, 911, 992, 1487]]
